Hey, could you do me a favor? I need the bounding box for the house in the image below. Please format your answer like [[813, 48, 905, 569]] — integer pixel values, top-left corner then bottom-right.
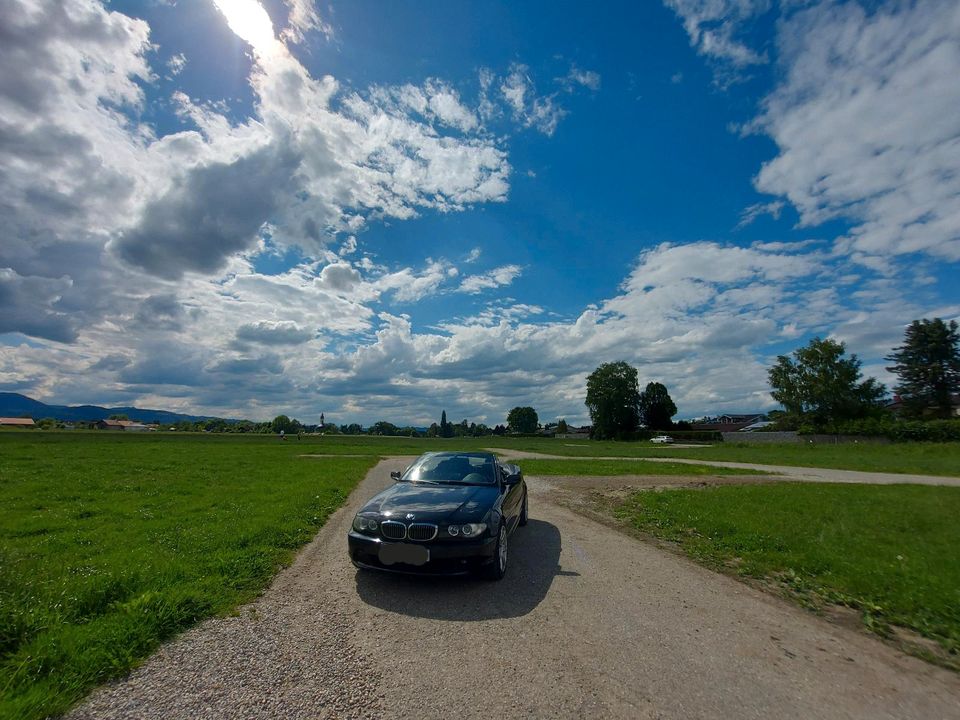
[[886, 393, 960, 418], [95, 419, 150, 431], [0, 417, 35, 427], [691, 414, 767, 432]]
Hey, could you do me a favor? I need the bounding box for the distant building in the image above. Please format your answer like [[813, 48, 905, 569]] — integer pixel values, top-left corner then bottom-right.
[[95, 419, 150, 431], [557, 425, 592, 439], [691, 414, 767, 432], [0, 417, 35, 427], [886, 393, 960, 418]]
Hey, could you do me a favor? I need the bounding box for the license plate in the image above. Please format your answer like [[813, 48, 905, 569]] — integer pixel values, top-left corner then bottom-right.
[[379, 543, 429, 566]]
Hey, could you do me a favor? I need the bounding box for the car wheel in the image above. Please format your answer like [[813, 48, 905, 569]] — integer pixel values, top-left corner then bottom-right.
[[483, 524, 508, 581], [519, 493, 529, 526]]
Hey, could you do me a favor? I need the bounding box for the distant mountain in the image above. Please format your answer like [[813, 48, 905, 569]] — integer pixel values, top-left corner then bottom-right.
[[0, 393, 221, 424]]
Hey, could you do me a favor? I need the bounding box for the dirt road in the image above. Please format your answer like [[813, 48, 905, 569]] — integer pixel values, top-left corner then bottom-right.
[[72, 459, 960, 719]]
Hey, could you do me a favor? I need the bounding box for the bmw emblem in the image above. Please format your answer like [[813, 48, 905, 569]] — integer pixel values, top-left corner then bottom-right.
[[405, 513, 415, 520]]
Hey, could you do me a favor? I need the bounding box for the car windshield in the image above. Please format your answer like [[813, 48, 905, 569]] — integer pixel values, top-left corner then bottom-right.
[[402, 453, 497, 485]]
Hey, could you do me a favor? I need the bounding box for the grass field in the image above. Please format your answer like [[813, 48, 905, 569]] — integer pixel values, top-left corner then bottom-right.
[[615, 483, 960, 665], [2, 431, 958, 716], [0, 433, 377, 720], [486, 438, 960, 476], [517, 458, 768, 476]]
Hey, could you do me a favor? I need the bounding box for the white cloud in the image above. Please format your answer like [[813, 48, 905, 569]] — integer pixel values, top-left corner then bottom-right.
[[166, 52, 186, 77], [750, 0, 960, 264], [281, 0, 334, 43], [559, 64, 601, 91], [663, 0, 770, 71], [500, 64, 567, 136], [737, 199, 784, 228], [458, 264, 523, 294]]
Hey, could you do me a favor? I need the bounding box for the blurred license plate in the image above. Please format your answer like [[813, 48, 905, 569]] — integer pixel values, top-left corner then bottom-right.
[[379, 543, 429, 566]]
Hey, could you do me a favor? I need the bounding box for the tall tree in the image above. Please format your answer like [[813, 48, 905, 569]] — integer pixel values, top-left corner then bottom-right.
[[556, 418, 568, 434], [638, 382, 677, 429], [885, 318, 960, 419], [440, 410, 453, 438], [585, 361, 641, 440], [768, 337, 886, 430], [507, 406, 539, 433]]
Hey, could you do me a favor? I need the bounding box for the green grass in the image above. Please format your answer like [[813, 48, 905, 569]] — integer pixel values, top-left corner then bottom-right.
[[517, 458, 768, 476], [481, 437, 960, 476], [0, 433, 377, 720], [118, 433, 960, 476], [615, 483, 960, 662]]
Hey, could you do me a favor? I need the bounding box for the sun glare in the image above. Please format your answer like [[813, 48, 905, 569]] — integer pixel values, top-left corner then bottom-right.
[[212, 0, 277, 55]]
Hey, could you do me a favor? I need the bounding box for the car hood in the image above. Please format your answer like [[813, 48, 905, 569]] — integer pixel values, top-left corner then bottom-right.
[[360, 482, 499, 522]]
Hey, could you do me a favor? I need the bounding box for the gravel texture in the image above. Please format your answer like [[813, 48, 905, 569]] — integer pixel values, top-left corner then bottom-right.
[[69, 458, 960, 719]]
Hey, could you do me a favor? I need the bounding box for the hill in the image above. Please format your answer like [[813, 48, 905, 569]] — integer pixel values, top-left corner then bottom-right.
[[0, 393, 220, 424]]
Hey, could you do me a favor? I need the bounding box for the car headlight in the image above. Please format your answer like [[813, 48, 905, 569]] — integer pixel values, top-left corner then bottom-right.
[[352, 515, 379, 533], [448, 522, 487, 537]]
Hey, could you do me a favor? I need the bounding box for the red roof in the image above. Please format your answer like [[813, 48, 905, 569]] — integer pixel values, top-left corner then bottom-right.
[[0, 417, 35, 426]]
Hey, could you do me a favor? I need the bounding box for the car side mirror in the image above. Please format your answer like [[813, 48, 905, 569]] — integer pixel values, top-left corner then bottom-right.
[[390, 470, 402, 481], [502, 471, 521, 486]]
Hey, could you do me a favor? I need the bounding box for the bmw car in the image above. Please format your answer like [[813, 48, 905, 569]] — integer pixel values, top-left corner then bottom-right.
[[347, 451, 527, 579]]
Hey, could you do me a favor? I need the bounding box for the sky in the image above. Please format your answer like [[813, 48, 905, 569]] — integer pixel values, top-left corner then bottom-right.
[[1, 0, 958, 427]]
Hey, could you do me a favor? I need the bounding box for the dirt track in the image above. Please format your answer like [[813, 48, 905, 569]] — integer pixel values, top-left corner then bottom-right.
[[71, 459, 960, 719]]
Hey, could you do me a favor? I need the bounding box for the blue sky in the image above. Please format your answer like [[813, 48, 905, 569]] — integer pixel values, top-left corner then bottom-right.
[[0, 0, 958, 426]]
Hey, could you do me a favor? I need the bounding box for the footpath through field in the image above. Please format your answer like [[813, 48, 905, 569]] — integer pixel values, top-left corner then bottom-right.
[[70, 458, 960, 719], [484, 448, 960, 486]]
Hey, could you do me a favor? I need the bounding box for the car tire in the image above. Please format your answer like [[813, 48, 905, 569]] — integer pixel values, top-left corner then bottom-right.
[[519, 493, 528, 526], [483, 524, 508, 581]]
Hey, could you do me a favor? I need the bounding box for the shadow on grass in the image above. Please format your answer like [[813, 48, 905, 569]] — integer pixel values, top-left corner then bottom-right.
[[354, 519, 570, 620]]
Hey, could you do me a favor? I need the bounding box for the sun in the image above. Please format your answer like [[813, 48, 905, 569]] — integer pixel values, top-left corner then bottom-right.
[[212, 0, 278, 56]]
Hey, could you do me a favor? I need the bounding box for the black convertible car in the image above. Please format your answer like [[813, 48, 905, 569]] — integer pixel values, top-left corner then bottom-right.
[[347, 451, 527, 579]]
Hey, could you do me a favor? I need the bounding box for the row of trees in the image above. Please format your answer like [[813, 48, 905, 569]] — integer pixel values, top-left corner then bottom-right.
[[584, 361, 678, 439], [768, 318, 960, 430]]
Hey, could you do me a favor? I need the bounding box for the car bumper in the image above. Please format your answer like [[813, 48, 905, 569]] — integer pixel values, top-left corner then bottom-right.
[[348, 531, 497, 576]]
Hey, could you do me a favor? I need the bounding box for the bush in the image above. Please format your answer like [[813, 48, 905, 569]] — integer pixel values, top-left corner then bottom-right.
[[826, 417, 960, 441]]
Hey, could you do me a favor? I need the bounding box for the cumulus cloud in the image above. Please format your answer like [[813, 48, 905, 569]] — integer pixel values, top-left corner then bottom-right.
[[750, 0, 960, 264], [458, 265, 523, 294], [236, 320, 314, 345], [115, 142, 303, 279]]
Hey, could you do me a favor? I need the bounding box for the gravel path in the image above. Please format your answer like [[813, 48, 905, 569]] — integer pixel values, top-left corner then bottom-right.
[[69, 458, 960, 719], [484, 448, 960, 486]]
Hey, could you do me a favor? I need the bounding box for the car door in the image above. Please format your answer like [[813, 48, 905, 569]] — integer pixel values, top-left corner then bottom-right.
[[498, 461, 523, 532]]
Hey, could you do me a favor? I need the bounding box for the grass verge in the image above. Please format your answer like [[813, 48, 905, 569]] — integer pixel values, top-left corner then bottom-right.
[[0, 433, 377, 719], [614, 483, 960, 667], [517, 458, 769, 476], [487, 439, 960, 476]]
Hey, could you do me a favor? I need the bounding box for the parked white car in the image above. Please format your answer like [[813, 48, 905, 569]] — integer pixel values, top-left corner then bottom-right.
[[650, 435, 674, 444]]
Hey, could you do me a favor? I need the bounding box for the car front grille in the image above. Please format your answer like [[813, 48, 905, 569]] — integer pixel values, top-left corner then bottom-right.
[[407, 523, 438, 541], [378, 521, 438, 541], [380, 521, 406, 540]]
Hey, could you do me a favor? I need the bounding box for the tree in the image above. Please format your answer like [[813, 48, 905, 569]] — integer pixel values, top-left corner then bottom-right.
[[768, 337, 886, 430], [885, 318, 960, 419], [271, 415, 295, 434], [506, 406, 539, 434], [585, 361, 641, 440], [108, 413, 129, 421], [439, 410, 454, 438], [638, 382, 677, 429], [556, 418, 569, 434]]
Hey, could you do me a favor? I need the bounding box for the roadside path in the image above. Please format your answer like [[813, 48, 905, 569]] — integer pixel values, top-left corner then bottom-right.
[[485, 448, 960, 486], [70, 458, 960, 719]]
